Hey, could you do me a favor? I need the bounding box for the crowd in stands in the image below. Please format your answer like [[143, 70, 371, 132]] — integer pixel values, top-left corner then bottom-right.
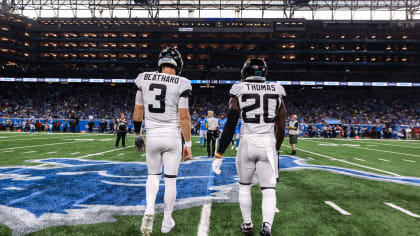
[[1, 83, 419, 138], [0, 83, 134, 120]]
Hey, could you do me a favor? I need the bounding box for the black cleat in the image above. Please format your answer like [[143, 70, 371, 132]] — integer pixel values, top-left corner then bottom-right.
[[290, 150, 296, 155], [240, 223, 253, 236], [259, 222, 272, 236]]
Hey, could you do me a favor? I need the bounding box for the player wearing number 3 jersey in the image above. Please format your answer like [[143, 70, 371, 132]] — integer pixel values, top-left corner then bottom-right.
[[133, 47, 192, 236], [212, 58, 286, 236]]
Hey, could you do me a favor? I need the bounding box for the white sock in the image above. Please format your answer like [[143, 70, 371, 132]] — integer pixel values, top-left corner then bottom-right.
[[145, 174, 161, 215], [262, 189, 276, 227], [239, 184, 252, 224], [163, 177, 177, 222]]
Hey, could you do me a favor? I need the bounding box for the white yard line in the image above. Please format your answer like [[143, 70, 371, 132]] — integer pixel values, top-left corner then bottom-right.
[[0, 134, 91, 142], [384, 203, 420, 218], [324, 201, 351, 215], [296, 147, 400, 176], [70, 152, 80, 155], [197, 203, 212, 236], [118, 153, 125, 156], [23, 151, 37, 154], [76, 146, 134, 158], [354, 158, 365, 162], [1, 150, 14, 153], [378, 159, 391, 162], [46, 151, 58, 154], [0, 140, 89, 151], [402, 159, 416, 163]]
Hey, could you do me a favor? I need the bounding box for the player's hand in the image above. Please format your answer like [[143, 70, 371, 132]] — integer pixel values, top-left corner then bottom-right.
[[134, 134, 145, 152], [212, 153, 223, 175], [276, 142, 281, 152], [183, 146, 192, 161]]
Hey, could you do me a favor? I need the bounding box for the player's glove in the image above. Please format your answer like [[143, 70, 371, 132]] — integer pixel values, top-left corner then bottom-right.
[[212, 152, 223, 175], [134, 134, 145, 152]]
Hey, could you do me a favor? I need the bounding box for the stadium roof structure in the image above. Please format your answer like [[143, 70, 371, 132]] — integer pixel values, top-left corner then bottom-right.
[[3, 0, 420, 20]]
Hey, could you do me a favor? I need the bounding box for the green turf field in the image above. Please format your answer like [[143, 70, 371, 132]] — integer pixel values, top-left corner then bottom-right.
[[0, 132, 419, 236]]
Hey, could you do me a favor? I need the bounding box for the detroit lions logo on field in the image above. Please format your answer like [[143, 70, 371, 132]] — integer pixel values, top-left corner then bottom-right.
[[0, 157, 238, 235], [0, 155, 419, 235]]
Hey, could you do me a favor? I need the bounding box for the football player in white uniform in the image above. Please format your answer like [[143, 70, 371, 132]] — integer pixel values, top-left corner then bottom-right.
[[212, 58, 286, 236], [133, 47, 192, 235]]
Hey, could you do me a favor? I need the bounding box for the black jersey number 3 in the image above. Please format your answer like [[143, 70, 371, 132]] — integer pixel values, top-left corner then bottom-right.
[[242, 93, 279, 123], [148, 84, 167, 113]]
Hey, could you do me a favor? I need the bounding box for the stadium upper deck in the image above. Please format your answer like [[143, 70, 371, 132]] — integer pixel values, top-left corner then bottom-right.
[[1, 12, 419, 81]]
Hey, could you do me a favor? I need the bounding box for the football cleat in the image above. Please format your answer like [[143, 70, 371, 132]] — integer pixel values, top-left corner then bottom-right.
[[240, 222, 253, 236], [161, 217, 176, 233], [212, 158, 223, 175], [259, 222, 272, 236], [141, 214, 154, 236]]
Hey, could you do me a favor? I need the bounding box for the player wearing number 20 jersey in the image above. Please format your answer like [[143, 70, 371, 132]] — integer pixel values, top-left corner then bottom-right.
[[212, 58, 286, 236], [133, 47, 192, 236]]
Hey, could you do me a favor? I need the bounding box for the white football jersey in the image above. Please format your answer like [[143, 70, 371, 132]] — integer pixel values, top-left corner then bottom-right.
[[230, 82, 286, 136], [135, 71, 192, 138]]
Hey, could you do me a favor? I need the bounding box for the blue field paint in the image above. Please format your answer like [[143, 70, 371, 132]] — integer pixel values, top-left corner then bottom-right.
[[1, 155, 419, 234], [0, 158, 238, 218]]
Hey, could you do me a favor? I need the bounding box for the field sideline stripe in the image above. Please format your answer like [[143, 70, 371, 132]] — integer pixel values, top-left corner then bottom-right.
[[384, 203, 420, 218], [197, 203, 212, 236], [333, 139, 420, 149], [303, 138, 420, 143], [0, 140, 88, 151], [303, 139, 420, 158], [325, 201, 351, 215], [295, 147, 400, 176], [358, 142, 420, 150], [339, 144, 420, 158]]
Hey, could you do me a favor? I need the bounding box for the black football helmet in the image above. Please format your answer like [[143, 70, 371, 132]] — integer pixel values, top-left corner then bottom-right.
[[241, 58, 268, 82], [158, 47, 183, 75]]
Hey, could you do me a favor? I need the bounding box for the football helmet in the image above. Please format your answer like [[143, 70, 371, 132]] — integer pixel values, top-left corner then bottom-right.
[[158, 47, 183, 75], [241, 58, 267, 82]]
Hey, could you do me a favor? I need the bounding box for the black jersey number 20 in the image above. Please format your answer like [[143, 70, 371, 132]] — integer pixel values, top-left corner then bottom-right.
[[148, 84, 167, 113], [242, 93, 279, 123]]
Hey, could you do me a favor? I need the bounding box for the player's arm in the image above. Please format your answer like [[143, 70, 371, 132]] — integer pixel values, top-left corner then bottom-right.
[[212, 97, 240, 174], [179, 96, 192, 161], [134, 90, 145, 152], [216, 97, 240, 156], [275, 102, 286, 151]]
